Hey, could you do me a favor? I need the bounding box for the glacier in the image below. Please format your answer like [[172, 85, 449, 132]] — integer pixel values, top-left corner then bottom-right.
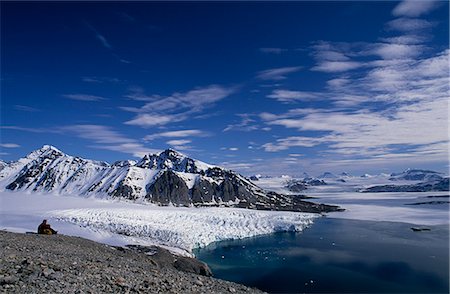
[[0, 191, 317, 256]]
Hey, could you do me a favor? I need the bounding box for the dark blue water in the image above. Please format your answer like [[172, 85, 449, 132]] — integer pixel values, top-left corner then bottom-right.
[[195, 218, 449, 293]]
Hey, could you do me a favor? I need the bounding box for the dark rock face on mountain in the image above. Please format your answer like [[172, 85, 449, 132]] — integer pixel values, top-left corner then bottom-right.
[[286, 180, 308, 192], [137, 149, 202, 173], [303, 178, 327, 186], [362, 178, 449, 192], [1, 145, 343, 214], [284, 177, 327, 193], [191, 178, 218, 203], [147, 171, 191, 206]]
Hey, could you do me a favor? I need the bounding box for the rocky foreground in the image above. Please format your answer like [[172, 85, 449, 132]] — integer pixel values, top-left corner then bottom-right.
[[0, 231, 263, 293]]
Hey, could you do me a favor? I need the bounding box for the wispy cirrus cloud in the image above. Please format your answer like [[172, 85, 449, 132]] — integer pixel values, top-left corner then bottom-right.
[[380, 34, 429, 45], [144, 129, 209, 141], [311, 60, 363, 73], [386, 18, 435, 32], [309, 41, 365, 73], [259, 0, 449, 169], [84, 21, 131, 64], [1, 124, 157, 158], [256, 66, 302, 80], [14, 105, 41, 112], [84, 21, 112, 49], [261, 48, 449, 159], [125, 114, 175, 127], [267, 90, 324, 102], [369, 43, 425, 59], [60, 124, 157, 157], [392, 0, 440, 17], [63, 94, 107, 101], [223, 114, 261, 132], [123, 85, 235, 127], [262, 136, 326, 152], [0, 126, 58, 133], [0, 143, 20, 148], [166, 139, 193, 150]]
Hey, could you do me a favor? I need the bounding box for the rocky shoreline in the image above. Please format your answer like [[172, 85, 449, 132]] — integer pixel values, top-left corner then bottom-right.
[[0, 230, 263, 293]]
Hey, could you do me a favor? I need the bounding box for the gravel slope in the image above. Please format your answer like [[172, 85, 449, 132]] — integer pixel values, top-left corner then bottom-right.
[[0, 231, 263, 293]]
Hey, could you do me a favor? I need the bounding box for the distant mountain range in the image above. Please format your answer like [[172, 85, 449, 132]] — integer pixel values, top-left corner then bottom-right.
[[0, 145, 341, 213], [248, 169, 448, 193], [362, 178, 449, 192], [388, 169, 444, 182]]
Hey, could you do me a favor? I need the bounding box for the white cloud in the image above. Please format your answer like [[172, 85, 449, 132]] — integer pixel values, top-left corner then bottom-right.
[[0, 143, 20, 148], [90, 143, 158, 158], [261, 46, 449, 166], [267, 90, 323, 102], [371, 43, 424, 59], [223, 114, 260, 132], [144, 129, 208, 141], [123, 85, 235, 128], [219, 161, 253, 171], [0, 126, 57, 133], [14, 105, 40, 112], [256, 66, 302, 80], [60, 125, 134, 144], [311, 60, 363, 73], [380, 35, 428, 45], [166, 139, 191, 146], [263, 136, 325, 152], [125, 114, 176, 127], [327, 78, 350, 88], [85, 22, 112, 49], [386, 18, 434, 32], [229, 147, 239, 151], [63, 94, 106, 101], [392, 0, 439, 17], [60, 125, 157, 158]]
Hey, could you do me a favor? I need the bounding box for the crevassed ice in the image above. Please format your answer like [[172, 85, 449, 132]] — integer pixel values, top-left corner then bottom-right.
[[50, 207, 317, 252]]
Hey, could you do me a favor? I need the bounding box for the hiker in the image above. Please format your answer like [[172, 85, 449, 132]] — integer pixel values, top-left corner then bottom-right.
[[37, 219, 57, 235]]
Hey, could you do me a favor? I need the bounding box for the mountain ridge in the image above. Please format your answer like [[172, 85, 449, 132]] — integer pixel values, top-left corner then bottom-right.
[[0, 145, 341, 213]]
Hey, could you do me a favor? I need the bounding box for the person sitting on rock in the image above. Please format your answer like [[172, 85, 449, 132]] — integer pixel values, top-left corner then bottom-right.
[[37, 219, 57, 235]]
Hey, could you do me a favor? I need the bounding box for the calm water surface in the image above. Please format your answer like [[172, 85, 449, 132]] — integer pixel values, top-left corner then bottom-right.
[[195, 218, 449, 293]]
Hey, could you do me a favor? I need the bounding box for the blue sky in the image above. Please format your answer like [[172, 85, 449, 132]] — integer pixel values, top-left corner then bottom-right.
[[1, 1, 449, 176]]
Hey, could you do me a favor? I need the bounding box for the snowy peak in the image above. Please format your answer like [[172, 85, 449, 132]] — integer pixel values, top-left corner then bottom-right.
[[112, 160, 137, 168], [26, 145, 64, 160], [136, 148, 212, 173], [318, 172, 337, 179]]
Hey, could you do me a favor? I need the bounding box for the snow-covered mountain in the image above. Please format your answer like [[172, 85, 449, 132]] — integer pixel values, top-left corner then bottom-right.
[[362, 178, 449, 192], [0, 145, 340, 213], [318, 172, 337, 179], [389, 169, 443, 182], [0, 160, 7, 172]]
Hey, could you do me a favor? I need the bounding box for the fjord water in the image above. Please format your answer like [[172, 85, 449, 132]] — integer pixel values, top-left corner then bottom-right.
[[195, 218, 449, 293]]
